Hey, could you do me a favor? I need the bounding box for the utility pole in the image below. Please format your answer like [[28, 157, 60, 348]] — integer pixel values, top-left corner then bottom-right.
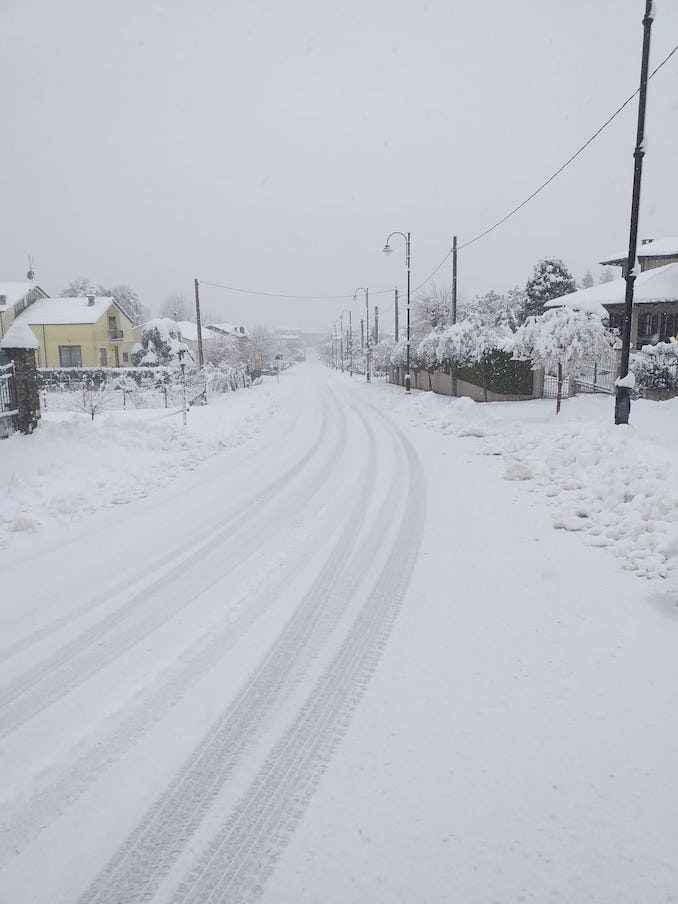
[[394, 287, 399, 342], [374, 305, 379, 344], [451, 235, 458, 324], [365, 288, 371, 383], [615, 0, 654, 426], [194, 278, 204, 368], [361, 318, 364, 349], [452, 235, 458, 397]]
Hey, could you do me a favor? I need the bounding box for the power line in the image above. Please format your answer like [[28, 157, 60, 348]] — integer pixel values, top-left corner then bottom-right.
[[205, 44, 677, 307], [410, 44, 678, 294]]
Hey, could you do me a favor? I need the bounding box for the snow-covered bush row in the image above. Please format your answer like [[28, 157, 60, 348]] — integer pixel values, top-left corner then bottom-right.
[[386, 289, 614, 411]]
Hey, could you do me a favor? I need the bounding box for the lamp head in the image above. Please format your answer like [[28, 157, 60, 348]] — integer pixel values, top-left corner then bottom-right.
[[382, 243, 393, 256]]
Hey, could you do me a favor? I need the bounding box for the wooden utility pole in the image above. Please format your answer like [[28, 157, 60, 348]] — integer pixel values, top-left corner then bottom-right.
[[451, 235, 458, 324], [451, 235, 458, 397], [615, 0, 654, 425], [374, 305, 379, 344], [194, 278, 204, 368]]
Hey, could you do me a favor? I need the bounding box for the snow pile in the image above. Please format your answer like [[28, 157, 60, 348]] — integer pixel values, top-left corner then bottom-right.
[[0, 383, 278, 550], [374, 385, 678, 580]]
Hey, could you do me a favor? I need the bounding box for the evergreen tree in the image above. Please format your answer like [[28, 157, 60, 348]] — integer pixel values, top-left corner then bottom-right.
[[580, 270, 595, 289], [524, 258, 576, 319]]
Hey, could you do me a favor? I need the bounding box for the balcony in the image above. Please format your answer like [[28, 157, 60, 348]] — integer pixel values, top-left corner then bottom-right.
[[108, 329, 124, 341]]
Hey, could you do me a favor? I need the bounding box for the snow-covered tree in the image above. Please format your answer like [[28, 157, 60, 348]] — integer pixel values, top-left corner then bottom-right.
[[413, 282, 452, 332], [372, 338, 396, 374], [249, 324, 276, 368], [60, 277, 97, 298], [513, 306, 614, 413], [104, 285, 147, 324], [580, 270, 595, 289], [131, 319, 188, 366], [205, 333, 241, 368], [524, 258, 576, 319], [599, 267, 615, 284], [415, 332, 443, 389], [59, 278, 147, 323], [159, 291, 193, 322]]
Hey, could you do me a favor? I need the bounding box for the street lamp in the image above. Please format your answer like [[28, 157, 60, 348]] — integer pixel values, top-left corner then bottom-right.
[[340, 308, 353, 376], [382, 232, 411, 392], [353, 288, 370, 382]]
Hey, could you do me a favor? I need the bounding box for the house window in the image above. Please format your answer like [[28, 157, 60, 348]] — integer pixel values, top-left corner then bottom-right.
[[100, 347, 108, 367], [123, 352, 129, 363], [108, 316, 117, 330], [59, 345, 82, 367]]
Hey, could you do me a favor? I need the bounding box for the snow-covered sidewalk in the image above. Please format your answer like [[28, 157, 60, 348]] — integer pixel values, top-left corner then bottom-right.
[[368, 383, 678, 582]]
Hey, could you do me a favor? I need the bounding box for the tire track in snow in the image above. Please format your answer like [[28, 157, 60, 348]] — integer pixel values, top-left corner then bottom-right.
[[77, 398, 404, 904], [0, 394, 324, 666], [0, 395, 343, 740], [169, 410, 426, 904], [0, 399, 355, 866]]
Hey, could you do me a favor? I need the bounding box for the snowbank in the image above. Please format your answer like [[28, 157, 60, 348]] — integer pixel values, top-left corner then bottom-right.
[[0, 382, 279, 550], [369, 383, 678, 580]]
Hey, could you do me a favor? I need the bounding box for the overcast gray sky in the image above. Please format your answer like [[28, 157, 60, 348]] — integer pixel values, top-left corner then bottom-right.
[[1, 0, 676, 331]]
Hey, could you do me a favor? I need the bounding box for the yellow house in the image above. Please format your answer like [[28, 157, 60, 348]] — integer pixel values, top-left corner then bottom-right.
[[15, 295, 135, 368]]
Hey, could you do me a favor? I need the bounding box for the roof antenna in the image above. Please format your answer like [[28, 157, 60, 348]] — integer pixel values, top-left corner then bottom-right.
[[26, 254, 35, 282]]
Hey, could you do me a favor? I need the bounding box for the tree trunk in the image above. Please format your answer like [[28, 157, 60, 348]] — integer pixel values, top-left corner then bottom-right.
[[556, 361, 563, 414]]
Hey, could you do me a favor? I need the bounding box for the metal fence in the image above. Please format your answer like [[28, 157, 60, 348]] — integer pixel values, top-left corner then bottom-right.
[[0, 362, 18, 438], [542, 374, 571, 399], [573, 359, 616, 395]]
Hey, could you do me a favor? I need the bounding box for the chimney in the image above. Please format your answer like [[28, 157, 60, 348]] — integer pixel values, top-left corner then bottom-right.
[[87, 294, 96, 306]]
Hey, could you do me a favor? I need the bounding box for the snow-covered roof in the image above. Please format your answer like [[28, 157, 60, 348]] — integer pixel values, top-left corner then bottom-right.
[[1, 321, 39, 350], [600, 237, 678, 265], [207, 322, 249, 338], [175, 321, 216, 342], [546, 263, 678, 312], [15, 296, 117, 325], [0, 282, 46, 312]]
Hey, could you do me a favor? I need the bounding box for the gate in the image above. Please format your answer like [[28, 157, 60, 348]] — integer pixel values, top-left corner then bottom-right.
[[0, 362, 18, 438]]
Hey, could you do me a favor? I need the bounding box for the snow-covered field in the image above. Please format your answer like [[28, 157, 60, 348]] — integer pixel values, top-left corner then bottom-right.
[[1, 363, 677, 903]]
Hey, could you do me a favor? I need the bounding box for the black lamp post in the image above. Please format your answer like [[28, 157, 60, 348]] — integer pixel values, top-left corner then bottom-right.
[[382, 232, 411, 393]]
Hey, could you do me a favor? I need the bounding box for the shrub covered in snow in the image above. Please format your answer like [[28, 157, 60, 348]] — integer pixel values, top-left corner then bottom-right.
[[631, 339, 678, 393], [131, 319, 189, 367]]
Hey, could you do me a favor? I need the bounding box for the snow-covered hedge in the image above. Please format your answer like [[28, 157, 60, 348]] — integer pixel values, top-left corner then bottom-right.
[[631, 340, 678, 393]]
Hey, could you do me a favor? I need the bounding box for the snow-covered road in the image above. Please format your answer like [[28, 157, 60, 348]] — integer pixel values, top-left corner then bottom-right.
[[1, 364, 677, 903]]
